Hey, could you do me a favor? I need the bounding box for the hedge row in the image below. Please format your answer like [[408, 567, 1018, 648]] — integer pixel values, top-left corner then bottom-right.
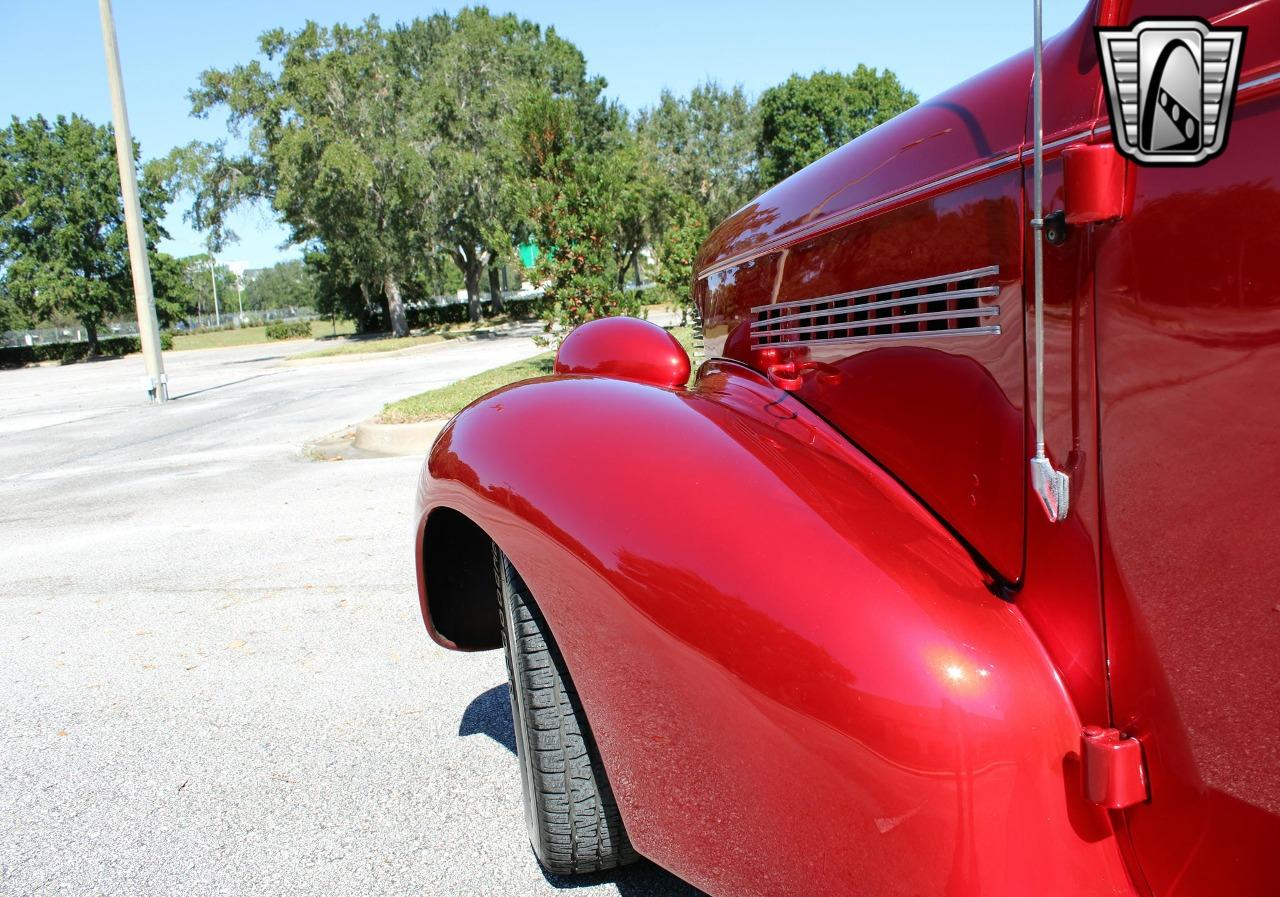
[[404, 296, 534, 328], [0, 332, 174, 368]]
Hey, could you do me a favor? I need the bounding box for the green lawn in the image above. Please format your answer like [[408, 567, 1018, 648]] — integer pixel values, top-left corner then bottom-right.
[[378, 353, 555, 423], [170, 319, 355, 351], [377, 325, 696, 424]]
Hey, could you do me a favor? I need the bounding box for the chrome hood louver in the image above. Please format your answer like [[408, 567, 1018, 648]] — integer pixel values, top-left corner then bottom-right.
[[749, 265, 1000, 350]]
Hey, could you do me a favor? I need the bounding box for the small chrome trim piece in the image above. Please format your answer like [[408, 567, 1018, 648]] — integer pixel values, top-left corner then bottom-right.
[[754, 306, 998, 339], [1241, 70, 1280, 93], [751, 326, 1001, 351], [1019, 127, 1094, 159], [690, 304, 705, 361], [749, 266, 999, 316], [750, 286, 999, 328], [1031, 454, 1071, 522]]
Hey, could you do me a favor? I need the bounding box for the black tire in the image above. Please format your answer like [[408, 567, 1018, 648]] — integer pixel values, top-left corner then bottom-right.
[[494, 547, 638, 874]]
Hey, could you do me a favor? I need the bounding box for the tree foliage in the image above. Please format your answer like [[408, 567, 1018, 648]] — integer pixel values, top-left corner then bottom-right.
[[756, 66, 918, 184], [242, 259, 315, 311], [421, 9, 606, 321], [188, 18, 431, 335], [149, 250, 193, 326], [184, 8, 605, 333], [638, 81, 759, 228], [0, 292, 21, 333], [175, 253, 239, 321], [513, 91, 644, 336], [175, 10, 922, 336], [636, 80, 758, 310], [654, 194, 709, 313], [0, 114, 171, 347]]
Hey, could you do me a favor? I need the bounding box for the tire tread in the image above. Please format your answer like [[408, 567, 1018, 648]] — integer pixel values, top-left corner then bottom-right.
[[494, 548, 637, 874]]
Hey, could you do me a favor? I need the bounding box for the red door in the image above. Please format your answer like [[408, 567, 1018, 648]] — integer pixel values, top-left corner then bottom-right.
[[1095, 3, 1280, 893]]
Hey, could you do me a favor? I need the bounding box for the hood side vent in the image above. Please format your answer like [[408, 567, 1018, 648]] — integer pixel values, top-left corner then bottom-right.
[[750, 265, 1001, 350]]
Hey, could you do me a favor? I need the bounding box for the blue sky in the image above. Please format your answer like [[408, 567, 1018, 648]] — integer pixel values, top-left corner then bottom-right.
[[1, 1, 1079, 269]]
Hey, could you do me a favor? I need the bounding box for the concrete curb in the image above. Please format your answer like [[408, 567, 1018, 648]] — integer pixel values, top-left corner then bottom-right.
[[352, 418, 447, 455]]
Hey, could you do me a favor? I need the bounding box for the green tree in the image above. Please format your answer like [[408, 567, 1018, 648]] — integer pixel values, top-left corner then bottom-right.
[[185, 9, 605, 331], [242, 259, 315, 311], [419, 9, 605, 322], [637, 81, 759, 229], [149, 250, 194, 326], [756, 66, 917, 185], [0, 114, 171, 349], [305, 247, 370, 329], [654, 194, 709, 314], [598, 121, 665, 292], [513, 91, 644, 336], [178, 253, 238, 322], [188, 18, 429, 336], [0, 295, 20, 335]]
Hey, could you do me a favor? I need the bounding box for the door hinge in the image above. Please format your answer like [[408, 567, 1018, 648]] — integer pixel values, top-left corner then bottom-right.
[[1081, 726, 1149, 808]]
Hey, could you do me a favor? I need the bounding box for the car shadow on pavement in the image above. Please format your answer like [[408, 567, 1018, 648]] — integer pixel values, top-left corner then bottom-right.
[[458, 682, 517, 753], [542, 864, 709, 896], [459, 685, 709, 896]]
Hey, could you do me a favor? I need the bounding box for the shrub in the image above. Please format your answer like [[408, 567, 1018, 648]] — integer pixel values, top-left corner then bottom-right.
[[403, 296, 534, 330], [0, 336, 143, 368], [265, 320, 313, 340], [160, 331, 174, 351]]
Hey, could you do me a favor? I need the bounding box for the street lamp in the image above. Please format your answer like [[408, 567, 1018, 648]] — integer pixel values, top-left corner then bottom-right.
[[209, 250, 221, 328], [98, 0, 168, 402]]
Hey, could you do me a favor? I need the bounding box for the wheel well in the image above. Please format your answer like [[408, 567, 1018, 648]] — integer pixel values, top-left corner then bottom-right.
[[422, 507, 501, 650]]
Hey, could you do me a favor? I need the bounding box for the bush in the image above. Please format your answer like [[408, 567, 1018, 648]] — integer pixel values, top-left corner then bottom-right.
[[160, 331, 174, 351], [265, 320, 313, 340], [402, 296, 534, 330], [0, 335, 145, 367]]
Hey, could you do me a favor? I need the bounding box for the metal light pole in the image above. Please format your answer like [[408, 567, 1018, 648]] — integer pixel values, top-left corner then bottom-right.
[[209, 252, 221, 327], [98, 0, 167, 403]]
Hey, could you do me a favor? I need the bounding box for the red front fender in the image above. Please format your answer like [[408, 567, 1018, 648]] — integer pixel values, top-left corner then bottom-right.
[[414, 360, 1135, 897]]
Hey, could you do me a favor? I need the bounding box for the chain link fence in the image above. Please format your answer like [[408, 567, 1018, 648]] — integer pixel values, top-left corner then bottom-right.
[[2, 308, 319, 349]]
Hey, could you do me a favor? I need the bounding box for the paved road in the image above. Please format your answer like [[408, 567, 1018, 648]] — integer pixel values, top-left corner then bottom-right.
[[0, 336, 705, 896]]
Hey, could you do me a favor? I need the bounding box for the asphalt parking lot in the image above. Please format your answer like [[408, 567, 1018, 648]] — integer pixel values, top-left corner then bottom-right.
[[0, 334, 705, 896]]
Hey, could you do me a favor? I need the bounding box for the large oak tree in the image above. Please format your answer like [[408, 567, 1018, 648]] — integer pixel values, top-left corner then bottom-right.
[[0, 114, 171, 347], [185, 9, 604, 332]]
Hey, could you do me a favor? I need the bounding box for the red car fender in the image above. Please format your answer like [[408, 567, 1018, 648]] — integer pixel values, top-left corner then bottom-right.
[[414, 360, 1136, 897]]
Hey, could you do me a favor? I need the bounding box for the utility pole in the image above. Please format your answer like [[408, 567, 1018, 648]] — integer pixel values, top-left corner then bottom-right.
[[98, 0, 167, 403], [209, 251, 221, 327]]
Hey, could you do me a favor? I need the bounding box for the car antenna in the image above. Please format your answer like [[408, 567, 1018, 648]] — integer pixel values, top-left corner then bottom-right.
[[1029, 0, 1071, 522]]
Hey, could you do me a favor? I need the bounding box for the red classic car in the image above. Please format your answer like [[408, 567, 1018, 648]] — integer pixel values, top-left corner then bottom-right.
[[413, 0, 1280, 893]]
